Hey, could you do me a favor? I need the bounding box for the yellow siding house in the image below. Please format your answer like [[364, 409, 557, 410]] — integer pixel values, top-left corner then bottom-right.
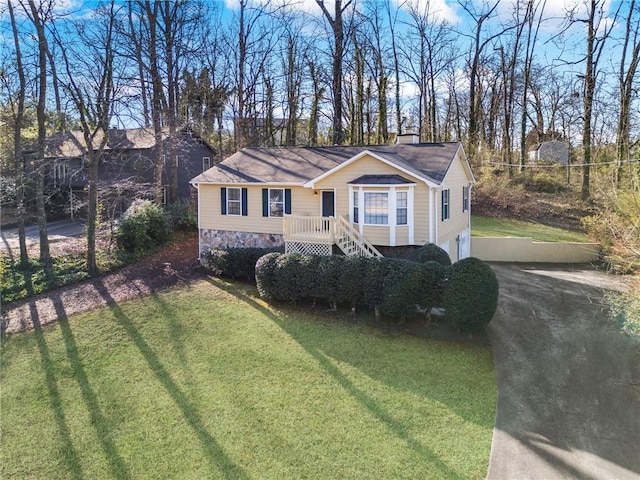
[[190, 137, 475, 262]]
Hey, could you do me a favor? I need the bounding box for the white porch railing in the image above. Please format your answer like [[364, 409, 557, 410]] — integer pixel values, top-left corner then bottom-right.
[[283, 214, 382, 257]]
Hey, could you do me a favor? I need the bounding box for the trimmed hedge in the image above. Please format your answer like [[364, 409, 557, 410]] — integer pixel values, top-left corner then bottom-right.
[[255, 253, 448, 321], [254, 251, 499, 332], [443, 257, 499, 333], [202, 247, 283, 281], [416, 243, 452, 266]]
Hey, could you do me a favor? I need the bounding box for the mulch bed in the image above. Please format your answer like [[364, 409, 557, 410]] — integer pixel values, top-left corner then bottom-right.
[[1, 236, 205, 335]]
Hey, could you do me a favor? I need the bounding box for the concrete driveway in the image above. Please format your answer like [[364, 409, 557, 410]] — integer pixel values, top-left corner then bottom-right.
[[1, 219, 85, 254], [487, 263, 640, 479]]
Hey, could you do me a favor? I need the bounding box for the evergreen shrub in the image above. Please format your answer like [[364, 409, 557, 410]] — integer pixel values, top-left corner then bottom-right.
[[115, 199, 171, 253], [203, 247, 282, 281], [165, 201, 197, 232], [443, 257, 499, 333], [255, 252, 281, 301], [416, 243, 452, 266], [255, 253, 449, 321]]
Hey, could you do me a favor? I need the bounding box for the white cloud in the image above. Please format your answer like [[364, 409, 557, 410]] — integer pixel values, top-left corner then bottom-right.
[[397, 0, 460, 24], [224, 0, 322, 15]]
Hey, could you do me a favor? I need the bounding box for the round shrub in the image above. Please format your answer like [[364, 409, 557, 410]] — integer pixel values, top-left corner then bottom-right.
[[116, 199, 171, 253], [255, 252, 282, 300], [378, 260, 448, 321], [443, 257, 499, 333], [273, 253, 309, 303], [378, 259, 423, 320], [416, 243, 452, 266], [413, 261, 448, 313]]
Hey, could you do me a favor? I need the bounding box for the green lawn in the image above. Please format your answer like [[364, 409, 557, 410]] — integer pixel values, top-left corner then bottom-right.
[[1, 279, 496, 480], [472, 215, 588, 242]]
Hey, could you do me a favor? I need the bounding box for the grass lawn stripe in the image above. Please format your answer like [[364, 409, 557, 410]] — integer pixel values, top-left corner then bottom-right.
[[1, 279, 496, 479]]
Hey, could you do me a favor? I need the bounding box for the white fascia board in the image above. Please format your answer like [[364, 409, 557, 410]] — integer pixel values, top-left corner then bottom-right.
[[455, 143, 476, 184], [348, 182, 417, 188], [303, 149, 439, 189], [191, 181, 303, 187]]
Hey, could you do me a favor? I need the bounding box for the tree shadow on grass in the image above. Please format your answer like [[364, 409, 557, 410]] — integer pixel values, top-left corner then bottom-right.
[[93, 280, 249, 480], [29, 302, 83, 480], [149, 292, 187, 367], [206, 277, 465, 480], [51, 296, 131, 480]]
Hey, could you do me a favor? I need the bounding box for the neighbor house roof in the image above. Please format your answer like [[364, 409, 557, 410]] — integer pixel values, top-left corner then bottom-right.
[[43, 126, 215, 158], [191, 142, 466, 186]]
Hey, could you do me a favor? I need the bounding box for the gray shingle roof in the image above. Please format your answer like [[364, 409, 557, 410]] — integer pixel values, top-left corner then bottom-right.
[[348, 174, 414, 184], [191, 142, 463, 186], [44, 128, 165, 157]]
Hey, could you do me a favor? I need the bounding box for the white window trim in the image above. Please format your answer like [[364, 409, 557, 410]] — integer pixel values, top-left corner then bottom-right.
[[363, 190, 390, 226], [269, 188, 285, 218], [53, 161, 67, 184], [442, 188, 450, 221], [348, 185, 415, 243], [462, 185, 469, 212], [396, 190, 408, 226], [203, 156, 211, 172], [352, 189, 359, 224], [226, 187, 242, 216]]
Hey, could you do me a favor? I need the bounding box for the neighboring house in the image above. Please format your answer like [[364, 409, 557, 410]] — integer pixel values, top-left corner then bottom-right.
[[527, 140, 570, 165], [191, 137, 475, 262], [42, 126, 217, 209]]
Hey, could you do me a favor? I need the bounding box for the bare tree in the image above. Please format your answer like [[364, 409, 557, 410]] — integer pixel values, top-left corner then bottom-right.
[[55, 0, 119, 273], [316, 0, 354, 145], [458, 0, 517, 159], [23, 0, 52, 276], [278, 8, 309, 146], [400, 1, 455, 142], [565, 0, 621, 199], [307, 58, 326, 146], [518, 0, 546, 172], [7, 0, 29, 265], [384, 0, 403, 137], [360, 1, 391, 144], [229, 0, 278, 149], [616, 0, 640, 183]]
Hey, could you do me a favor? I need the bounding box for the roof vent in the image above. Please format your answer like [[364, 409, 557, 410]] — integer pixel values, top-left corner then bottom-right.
[[396, 133, 420, 145]]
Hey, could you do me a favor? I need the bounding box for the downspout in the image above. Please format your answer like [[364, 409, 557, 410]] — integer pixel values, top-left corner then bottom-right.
[[195, 183, 201, 259], [389, 186, 396, 246], [428, 187, 436, 244]]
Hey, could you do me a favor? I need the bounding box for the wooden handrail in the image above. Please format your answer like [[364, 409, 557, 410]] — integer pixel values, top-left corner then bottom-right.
[[335, 216, 382, 257], [283, 214, 382, 257]]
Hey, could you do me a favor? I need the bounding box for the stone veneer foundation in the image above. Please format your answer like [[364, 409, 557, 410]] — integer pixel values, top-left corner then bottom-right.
[[199, 228, 284, 254]]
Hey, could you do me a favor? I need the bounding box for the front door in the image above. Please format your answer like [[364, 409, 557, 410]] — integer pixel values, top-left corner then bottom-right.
[[321, 191, 335, 217]]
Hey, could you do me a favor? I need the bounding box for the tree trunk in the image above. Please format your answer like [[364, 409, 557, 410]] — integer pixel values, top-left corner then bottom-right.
[[128, 2, 150, 127], [616, 0, 640, 183], [8, 0, 29, 265], [161, 0, 178, 203], [26, 0, 52, 277], [142, 0, 166, 205], [316, 0, 353, 145]]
